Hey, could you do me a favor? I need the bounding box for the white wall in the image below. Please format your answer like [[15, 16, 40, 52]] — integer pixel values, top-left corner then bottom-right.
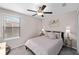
[[0, 14, 3, 42], [42, 11, 77, 49], [0, 8, 42, 49], [77, 9, 79, 54]]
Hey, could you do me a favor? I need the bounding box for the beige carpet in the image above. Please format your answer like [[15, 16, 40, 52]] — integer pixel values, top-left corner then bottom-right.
[[9, 45, 78, 55], [9, 46, 33, 55]]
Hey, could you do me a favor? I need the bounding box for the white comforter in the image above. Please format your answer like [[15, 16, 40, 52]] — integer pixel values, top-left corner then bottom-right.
[[25, 36, 63, 55]]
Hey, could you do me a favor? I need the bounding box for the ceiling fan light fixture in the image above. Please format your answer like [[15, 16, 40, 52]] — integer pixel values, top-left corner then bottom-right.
[[37, 12, 43, 15], [27, 5, 52, 17]]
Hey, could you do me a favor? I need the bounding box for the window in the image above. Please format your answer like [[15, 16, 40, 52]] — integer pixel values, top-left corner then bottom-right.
[[3, 14, 20, 40]]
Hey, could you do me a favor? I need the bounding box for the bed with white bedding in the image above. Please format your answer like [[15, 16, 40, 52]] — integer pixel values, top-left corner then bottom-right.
[[25, 35, 63, 55]]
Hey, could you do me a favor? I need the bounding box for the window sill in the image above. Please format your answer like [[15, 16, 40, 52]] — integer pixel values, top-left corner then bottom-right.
[[4, 36, 19, 40]]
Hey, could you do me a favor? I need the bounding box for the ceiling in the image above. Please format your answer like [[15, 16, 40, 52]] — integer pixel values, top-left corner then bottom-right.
[[0, 3, 79, 18]]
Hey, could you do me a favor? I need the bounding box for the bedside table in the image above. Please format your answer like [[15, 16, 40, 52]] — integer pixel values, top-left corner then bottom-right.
[[64, 37, 72, 48], [6, 45, 11, 55]]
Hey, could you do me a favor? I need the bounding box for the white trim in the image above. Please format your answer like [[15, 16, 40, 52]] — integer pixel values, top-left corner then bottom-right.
[[4, 36, 19, 40]]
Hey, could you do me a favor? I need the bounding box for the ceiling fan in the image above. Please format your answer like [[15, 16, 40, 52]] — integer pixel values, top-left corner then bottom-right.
[[27, 5, 53, 17]]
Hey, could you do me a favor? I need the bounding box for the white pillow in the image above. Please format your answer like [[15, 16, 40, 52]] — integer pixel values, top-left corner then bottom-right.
[[45, 32, 56, 39]]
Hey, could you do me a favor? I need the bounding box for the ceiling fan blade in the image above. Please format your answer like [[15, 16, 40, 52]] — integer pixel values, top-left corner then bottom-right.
[[44, 12, 53, 14], [41, 5, 46, 10], [41, 15, 44, 17], [27, 9, 36, 12], [32, 14, 37, 16]]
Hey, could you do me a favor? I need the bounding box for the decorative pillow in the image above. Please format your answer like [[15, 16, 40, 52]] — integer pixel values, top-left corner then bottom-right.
[[45, 32, 56, 39], [54, 33, 61, 39]]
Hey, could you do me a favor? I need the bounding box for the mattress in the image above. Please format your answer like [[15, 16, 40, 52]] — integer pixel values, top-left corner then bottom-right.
[[25, 36, 63, 55]]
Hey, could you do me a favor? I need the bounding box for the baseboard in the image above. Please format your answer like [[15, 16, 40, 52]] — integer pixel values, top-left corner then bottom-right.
[[10, 42, 24, 49], [72, 47, 77, 50]]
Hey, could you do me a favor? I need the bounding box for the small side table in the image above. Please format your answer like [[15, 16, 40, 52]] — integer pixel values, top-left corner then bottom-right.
[[64, 37, 72, 48]]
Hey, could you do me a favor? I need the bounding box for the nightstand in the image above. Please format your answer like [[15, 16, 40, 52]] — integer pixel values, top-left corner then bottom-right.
[[6, 45, 11, 55], [64, 37, 72, 48]]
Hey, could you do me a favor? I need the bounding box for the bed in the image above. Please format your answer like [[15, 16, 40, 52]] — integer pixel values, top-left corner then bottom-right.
[[25, 31, 64, 55]]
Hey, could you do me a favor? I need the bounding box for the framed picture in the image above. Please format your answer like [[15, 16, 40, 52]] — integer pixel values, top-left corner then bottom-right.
[[49, 19, 60, 27]]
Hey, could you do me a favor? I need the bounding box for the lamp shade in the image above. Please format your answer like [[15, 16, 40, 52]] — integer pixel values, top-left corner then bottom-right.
[[66, 27, 70, 33], [42, 28, 45, 34], [65, 26, 71, 37]]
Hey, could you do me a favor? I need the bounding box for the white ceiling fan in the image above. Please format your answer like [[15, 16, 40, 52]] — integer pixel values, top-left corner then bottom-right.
[[27, 5, 53, 17]]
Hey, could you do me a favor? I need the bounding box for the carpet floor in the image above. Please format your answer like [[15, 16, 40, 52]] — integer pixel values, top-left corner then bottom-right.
[[8, 46, 78, 55], [59, 46, 78, 55]]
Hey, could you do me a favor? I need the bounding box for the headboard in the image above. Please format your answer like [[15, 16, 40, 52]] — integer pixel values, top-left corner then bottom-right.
[[46, 30, 64, 42]]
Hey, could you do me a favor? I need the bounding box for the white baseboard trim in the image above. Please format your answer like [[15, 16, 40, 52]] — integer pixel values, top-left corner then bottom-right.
[[10, 42, 25, 49], [72, 46, 77, 50]]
